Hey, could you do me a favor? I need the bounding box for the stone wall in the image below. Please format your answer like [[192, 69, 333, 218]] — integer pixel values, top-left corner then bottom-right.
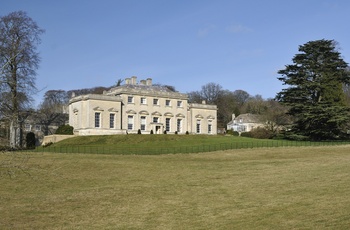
[[42, 135, 75, 146]]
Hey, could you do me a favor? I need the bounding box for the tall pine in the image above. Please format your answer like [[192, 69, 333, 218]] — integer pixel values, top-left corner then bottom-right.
[[276, 39, 350, 140]]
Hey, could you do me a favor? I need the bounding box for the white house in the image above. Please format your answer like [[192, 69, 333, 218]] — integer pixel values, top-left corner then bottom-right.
[[227, 113, 264, 132], [69, 76, 217, 135]]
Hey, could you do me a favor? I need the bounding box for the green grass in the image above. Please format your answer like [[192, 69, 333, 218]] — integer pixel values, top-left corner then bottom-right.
[[35, 134, 349, 154], [2, 145, 350, 229]]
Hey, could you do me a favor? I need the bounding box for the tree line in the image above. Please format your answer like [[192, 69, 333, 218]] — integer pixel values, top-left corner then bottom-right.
[[1, 11, 350, 149]]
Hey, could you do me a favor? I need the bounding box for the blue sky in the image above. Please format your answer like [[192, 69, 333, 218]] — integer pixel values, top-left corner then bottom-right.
[[2, 0, 350, 106]]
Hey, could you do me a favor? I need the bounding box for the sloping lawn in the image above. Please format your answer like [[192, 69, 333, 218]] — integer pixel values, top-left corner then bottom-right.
[[1, 145, 350, 229], [36, 134, 345, 154]]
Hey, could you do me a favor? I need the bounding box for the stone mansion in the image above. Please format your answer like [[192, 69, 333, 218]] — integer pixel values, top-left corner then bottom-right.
[[69, 76, 217, 135]]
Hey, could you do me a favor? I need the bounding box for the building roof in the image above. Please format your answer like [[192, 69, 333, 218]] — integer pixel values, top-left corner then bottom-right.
[[105, 77, 188, 99], [227, 113, 263, 125]]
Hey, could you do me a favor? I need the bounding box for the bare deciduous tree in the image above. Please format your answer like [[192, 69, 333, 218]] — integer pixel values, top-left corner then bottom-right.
[[0, 11, 44, 148]]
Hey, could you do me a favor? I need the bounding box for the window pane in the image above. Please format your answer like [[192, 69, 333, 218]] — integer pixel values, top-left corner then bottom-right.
[[196, 120, 201, 133], [110, 114, 115, 128], [153, 99, 158, 105], [95, 113, 100, 128], [141, 97, 146, 104], [166, 100, 171, 106], [128, 115, 133, 130], [166, 118, 170, 132], [177, 119, 182, 132], [141, 116, 146, 131]]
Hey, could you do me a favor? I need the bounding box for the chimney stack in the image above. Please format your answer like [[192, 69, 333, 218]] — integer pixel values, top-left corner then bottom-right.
[[131, 76, 137, 85], [146, 78, 152, 86]]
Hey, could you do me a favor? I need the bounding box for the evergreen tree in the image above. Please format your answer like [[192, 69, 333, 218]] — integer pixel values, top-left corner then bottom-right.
[[276, 39, 350, 140]]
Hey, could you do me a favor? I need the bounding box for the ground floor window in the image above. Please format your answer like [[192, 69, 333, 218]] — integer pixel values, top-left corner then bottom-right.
[[128, 115, 134, 130], [208, 122, 212, 134], [165, 118, 171, 132], [140, 116, 146, 131], [110, 113, 115, 128], [196, 119, 201, 134], [95, 112, 101, 128], [177, 119, 182, 133]]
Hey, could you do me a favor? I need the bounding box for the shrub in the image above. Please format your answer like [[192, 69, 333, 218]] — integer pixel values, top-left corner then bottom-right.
[[240, 132, 252, 138], [163, 130, 167, 134], [26, 132, 36, 149], [150, 130, 154, 134], [175, 131, 178, 135], [250, 127, 274, 139], [55, 125, 73, 135], [138, 129, 141, 134], [186, 131, 189, 135], [232, 131, 240, 136]]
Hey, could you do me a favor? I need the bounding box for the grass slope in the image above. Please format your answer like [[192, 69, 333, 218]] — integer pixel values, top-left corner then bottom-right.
[[2, 145, 350, 229], [38, 135, 343, 154]]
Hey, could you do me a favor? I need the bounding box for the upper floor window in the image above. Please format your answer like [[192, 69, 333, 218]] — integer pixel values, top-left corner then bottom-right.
[[153, 117, 159, 123], [25, 124, 31, 131], [141, 97, 147, 105], [177, 101, 183, 107], [95, 112, 101, 128], [165, 99, 171, 106], [153, 98, 159, 105], [128, 96, 134, 104]]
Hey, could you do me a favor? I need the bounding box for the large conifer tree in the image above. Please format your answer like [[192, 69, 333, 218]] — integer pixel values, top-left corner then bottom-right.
[[276, 39, 350, 140]]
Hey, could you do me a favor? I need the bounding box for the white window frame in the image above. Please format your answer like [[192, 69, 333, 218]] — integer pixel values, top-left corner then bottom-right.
[[110, 113, 115, 129], [128, 96, 134, 104], [141, 97, 147, 105], [208, 121, 212, 134], [177, 119, 182, 133], [153, 117, 160, 123], [153, 98, 159, 105], [166, 118, 171, 132], [95, 112, 101, 128], [196, 119, 201, 134], [140, 116, 146, 131], [128, 115, 134, 130]]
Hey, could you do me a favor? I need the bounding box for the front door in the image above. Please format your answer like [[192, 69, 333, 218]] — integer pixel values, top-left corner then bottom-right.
[[156, 125, 161, 134]]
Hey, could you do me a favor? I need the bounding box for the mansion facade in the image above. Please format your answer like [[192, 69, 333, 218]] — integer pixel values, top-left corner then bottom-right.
[[69, 77, 217, 135]]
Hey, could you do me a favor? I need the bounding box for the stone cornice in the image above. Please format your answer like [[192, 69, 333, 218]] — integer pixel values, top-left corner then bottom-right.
[[69, 94, 122, 104]]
